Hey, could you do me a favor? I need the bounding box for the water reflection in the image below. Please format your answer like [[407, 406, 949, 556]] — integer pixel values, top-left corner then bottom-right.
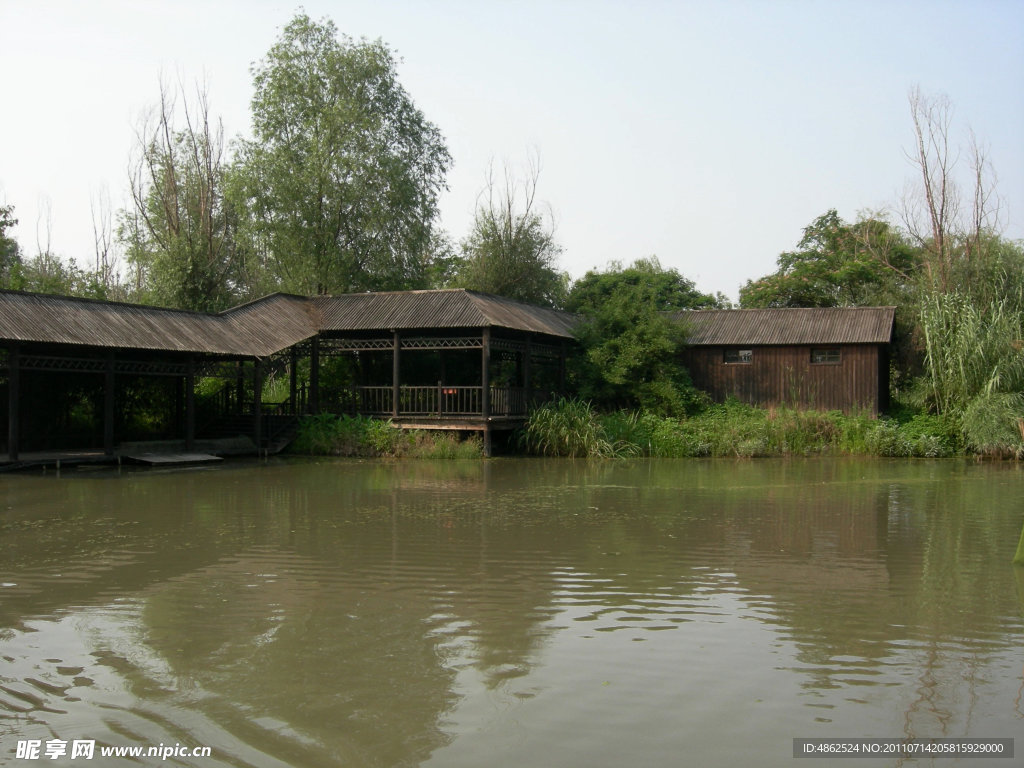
[[0, 459, 1022, 766]]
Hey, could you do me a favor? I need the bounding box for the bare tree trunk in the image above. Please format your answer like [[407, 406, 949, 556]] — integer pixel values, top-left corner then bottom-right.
[[904, 86, 957, 291], [901, 86, 1002, 293], [91, 187, 117, 291], [125, 76, 233, 310]]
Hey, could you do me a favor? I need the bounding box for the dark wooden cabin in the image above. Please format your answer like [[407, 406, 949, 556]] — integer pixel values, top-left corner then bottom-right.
[[674, 307, 896, 414], [0, 288, 576, 463]]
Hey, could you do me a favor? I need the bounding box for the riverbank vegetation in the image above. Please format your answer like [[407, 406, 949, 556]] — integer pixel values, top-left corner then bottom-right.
[[290, 413, 483, 458], [521, 398, 971, 459]]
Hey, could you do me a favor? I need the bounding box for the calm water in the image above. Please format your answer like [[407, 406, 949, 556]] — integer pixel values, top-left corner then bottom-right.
[[0, 458, 1022, 767]]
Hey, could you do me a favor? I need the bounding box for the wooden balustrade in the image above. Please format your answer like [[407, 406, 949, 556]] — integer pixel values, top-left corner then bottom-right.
[[349, 385, 545, 418]]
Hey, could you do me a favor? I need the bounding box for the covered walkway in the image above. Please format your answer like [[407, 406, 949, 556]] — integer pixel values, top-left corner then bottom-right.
[[1, 289, 576, 460]]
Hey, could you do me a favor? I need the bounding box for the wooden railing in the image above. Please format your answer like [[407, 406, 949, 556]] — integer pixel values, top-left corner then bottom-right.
[[351, 385, 546, 418], [203, 383, 552, 421]]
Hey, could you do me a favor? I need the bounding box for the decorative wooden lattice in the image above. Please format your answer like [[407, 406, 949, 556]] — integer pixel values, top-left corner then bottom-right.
[[402, 336, 483, 350], [319, 338, 394, 353], [21, 356, 191, 376]]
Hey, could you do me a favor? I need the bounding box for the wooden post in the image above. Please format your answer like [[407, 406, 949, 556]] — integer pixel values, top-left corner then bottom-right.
[[878, 344, 890, 415], [355, 350, 364, 415], [392, 330, 401, 417], [559, 340, 567, 395], [310, 337, 320, 414], [524, 337, 533, 412], [7, 344, 19, 461], [289, 346, 298, 415], [235, 361, 244, 415], [174, 377, 183, 433], [185, 356, 195, 451], [481, 327, 491, 419], [253, 359, 263, 451], [104, 352, 115, 456], [482, 328, 492, 457]]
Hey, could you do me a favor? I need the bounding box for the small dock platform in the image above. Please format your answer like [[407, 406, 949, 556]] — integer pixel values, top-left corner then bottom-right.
[[1, 437, 254, 472], [0, 449, 111, 472], [122, 452, 223, 466]]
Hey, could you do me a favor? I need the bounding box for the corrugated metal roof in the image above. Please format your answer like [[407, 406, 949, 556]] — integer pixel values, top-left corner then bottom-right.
[[673, 307, 895, 345], [0, 291, 319, 356], [221, 294, 322, 355], [0, 289, 574, 357], [315, 289, 577, 338], [1, 289, 892, 356]]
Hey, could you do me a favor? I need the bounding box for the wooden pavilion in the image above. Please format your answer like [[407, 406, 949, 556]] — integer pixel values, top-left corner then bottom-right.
[[0, 288, 576, 462]]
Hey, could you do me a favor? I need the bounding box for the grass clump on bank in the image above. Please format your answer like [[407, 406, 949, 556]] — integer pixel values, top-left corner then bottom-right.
[[521, 397, 966, 458], [289, 413, 483, 458], [520, 397, 638, 458]]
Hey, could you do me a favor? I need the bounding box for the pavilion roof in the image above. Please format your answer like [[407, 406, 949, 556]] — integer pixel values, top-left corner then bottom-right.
[[314, 289, 577, 338], [0, 289, 575, 357]]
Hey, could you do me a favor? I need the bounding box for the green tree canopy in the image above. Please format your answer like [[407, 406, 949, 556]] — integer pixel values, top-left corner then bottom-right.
[[453, 159, 566, 307], [566, 258, 719, 416], [17, 252, 94, 296], [739, 210, 918, 308], [230, 13, 451, 295], [1, 203, 108, 298], [567, 255, 722, 315], [0, 204, 24, 289]]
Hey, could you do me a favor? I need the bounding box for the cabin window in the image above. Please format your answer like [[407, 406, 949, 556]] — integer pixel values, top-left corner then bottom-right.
[[811, 348, 841, 364], [723, 348, 752, 364]]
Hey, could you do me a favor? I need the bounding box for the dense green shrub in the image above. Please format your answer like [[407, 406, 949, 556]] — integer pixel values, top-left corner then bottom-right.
[[864, 420, 951, 458], [897, 412, 963, 454], [566, 258, 718, 417], [961, 393, 1024, 458]]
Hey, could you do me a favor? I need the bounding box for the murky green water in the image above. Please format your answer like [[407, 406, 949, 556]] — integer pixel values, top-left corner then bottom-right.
[[1, 458, 1022, 767]]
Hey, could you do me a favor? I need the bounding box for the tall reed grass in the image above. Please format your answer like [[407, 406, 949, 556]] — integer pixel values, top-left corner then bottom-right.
[[523, 398, 962, 458], [520, 398, 637, 457], [920, 290, 1024, 456]]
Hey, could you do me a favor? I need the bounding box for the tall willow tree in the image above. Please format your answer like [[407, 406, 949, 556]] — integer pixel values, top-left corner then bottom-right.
[[230, 13, 451, 295]]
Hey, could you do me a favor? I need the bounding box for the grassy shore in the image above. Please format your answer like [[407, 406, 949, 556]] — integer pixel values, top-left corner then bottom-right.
[[288, 413, 483, 458], [289, 399, 1020, 460], [521, 397, 972, 459]]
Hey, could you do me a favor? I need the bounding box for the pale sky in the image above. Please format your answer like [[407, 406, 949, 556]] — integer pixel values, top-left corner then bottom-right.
[[1, 0, 1022, 303]]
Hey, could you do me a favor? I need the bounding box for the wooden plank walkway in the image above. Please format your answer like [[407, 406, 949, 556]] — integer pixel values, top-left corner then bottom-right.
[[0, 449, 110, 471]]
